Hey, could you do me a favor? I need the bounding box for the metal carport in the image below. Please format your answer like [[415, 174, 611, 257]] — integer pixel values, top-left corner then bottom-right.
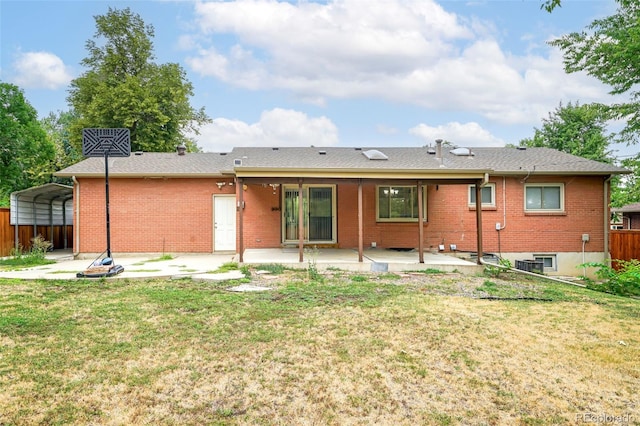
[[10, 183, 74, 250]]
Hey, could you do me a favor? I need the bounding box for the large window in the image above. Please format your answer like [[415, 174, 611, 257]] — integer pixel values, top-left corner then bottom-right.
[[525, 184, 564, 212], [469, 183, 495, 207], [377, 186, 427, 222]]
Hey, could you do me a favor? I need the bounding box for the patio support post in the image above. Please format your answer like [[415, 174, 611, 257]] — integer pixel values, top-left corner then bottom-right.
[[358, 179, 363, 262], [237, 178, 244, 262], [417, 180, 424, 263], [475, 180, 484, 265], [298, 179, 304, 263]]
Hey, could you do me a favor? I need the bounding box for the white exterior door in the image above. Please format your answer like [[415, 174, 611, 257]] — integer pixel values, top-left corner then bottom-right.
[[214, 196, 236, 251]]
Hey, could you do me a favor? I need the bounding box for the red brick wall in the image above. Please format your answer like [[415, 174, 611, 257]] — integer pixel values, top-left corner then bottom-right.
[[75, 175, 607, 255], [335, 176, 606, 254], [239, 184, 283, 248], [76, 177, 235, 253], [420, 176, 606, 254]]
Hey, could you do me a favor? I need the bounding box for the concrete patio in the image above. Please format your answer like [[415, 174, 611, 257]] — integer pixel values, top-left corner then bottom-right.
[[236, 248, 482, 274], [0, 248, 482, 280]]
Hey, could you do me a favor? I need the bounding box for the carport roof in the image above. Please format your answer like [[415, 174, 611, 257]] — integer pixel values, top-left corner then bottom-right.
[[11, 183, 73, 201]]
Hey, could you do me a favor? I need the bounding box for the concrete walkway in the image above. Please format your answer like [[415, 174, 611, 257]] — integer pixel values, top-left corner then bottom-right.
[[0, 248, 481, 280], [0, 252, 241, 281]]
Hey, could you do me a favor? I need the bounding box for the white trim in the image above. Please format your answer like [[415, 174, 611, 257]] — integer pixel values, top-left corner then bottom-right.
[[524, 183, 565, 212], [468, 183, 496, 207], [281, 184, 337, 243], [376, 185, 427, 222], [533, 254, 557, 271]]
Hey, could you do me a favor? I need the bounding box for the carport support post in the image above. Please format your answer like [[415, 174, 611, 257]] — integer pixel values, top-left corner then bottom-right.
[[418, 180, 424, 263], [475, 180, 484, 265]]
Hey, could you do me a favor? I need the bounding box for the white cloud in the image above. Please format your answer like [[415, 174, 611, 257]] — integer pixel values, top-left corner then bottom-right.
[[195, 108, 339, 152], [185, 0, 611, 126], [409, 122, 505, 147], [12, 51, 73, 89]]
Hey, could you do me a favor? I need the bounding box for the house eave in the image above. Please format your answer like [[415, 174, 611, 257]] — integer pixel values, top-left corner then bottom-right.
[[54, 172, 227, 178], [234, 168, 493, 180], [493, 171, 628, 176]]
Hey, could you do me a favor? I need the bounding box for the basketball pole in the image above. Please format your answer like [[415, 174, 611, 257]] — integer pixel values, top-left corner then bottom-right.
[[104, 148, 112, 259]]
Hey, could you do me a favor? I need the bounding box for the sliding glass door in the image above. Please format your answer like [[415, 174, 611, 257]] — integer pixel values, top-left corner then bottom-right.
[[283, 185, 335, 243]]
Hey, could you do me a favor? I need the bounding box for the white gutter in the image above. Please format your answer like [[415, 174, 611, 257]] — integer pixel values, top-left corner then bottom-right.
[[499, 176, 507, 230], [72, 176, 80, 256]]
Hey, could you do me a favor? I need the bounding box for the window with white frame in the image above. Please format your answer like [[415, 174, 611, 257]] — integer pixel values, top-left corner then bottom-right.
[[524, 184, 564, 212], [469, 183, 496, 207], [534, 254, 557, 271], [377, 185, 427, 222]]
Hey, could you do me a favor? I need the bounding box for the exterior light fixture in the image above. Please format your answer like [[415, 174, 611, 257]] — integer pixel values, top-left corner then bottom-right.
[[268, 183, 280, 194], [216, 182, 227, 190]]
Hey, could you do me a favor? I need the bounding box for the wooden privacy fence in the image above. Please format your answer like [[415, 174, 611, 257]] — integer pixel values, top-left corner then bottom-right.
[[0, 208, 73, 257], [609, 230, 640, 267]]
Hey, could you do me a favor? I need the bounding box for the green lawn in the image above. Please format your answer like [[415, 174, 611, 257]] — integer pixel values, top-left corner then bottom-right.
[[0, 270, 638, 425]]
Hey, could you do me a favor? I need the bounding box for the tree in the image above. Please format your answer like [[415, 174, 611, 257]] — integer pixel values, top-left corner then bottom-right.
[[519, 102, 612, 163], [549, 0, 640, 145], [41, 110, 83, 175], [0, 82, 56, 206], [541, 0, 562, 13], [67, 7, 209, 153], [612, 154, 640, 207]]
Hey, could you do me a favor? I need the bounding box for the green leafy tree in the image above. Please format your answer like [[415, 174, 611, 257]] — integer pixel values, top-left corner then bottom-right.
[[541, 0, 561, 12], [40, 110, 83, 175], [0, 82, 56, 206], [549, 0, 640, 145], [519, 102, 612, 163], [67, 7, 208, 153], [612, 154, 640, 207]]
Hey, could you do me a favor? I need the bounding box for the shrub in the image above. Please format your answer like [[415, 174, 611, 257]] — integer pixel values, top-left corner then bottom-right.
[[484, 258, 512, 278], [30, 235, 52, 259], [581, 260, 640, 297]]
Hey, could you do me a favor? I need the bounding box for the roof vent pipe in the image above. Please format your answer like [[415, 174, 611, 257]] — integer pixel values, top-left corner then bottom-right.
[[176, 144, 187, 156], [435, 139, 443, 160]]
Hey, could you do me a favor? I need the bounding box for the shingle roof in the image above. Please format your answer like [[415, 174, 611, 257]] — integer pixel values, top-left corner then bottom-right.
[[56, 152, 233, 177], [612, 202, 640, 213], [55, 146, 629, 177]]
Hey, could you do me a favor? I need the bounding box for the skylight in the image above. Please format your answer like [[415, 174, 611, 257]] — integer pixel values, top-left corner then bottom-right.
[[362, 149, 388, 160], [450, 147, 474, 156]]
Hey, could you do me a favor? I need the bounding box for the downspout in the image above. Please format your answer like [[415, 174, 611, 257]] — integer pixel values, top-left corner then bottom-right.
[[72, 176, 80, 256], [604, 175, 612, 266], [500, 176, 507, 230]]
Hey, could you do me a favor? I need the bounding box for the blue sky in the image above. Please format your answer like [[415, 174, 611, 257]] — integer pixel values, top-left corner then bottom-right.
[[0, 0, 625, 154]]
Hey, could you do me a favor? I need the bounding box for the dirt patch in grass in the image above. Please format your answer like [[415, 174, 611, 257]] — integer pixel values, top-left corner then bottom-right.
[[0, 271, 638, 425]]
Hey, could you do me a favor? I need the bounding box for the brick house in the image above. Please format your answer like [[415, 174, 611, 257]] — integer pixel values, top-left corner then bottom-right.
[[56, 143, 628, 276], [611, 202, 640, 230]]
